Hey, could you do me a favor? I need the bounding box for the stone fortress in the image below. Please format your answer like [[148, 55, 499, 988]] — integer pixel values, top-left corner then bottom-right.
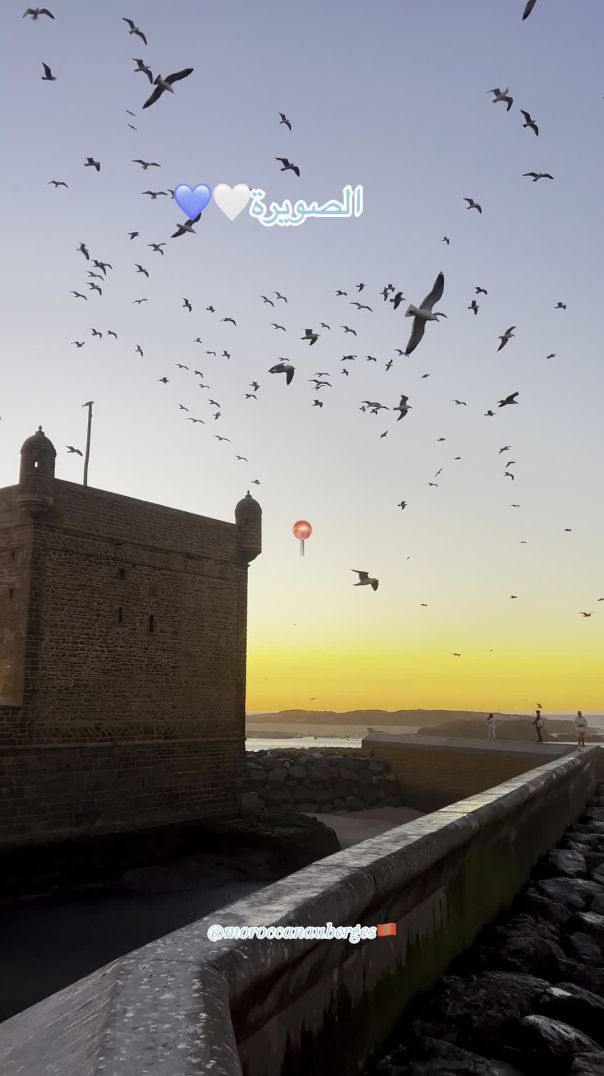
[[0, 427, 261, 850]]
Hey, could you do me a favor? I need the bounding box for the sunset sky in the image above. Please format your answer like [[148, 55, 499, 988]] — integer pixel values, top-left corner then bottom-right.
[[1, 0, 603, 715]]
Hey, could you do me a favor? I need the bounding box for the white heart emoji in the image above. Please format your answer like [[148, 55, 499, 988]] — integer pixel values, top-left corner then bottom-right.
[[212, 184, 251, 221]]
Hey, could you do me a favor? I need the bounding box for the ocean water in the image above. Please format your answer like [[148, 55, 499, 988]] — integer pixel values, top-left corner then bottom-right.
[[246, 736, 363, 751]]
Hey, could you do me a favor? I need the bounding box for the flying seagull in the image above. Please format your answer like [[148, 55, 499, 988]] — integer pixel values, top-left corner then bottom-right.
[[498, 392, 519, 407], [66, 446, 82, 456], [48, 179, 68, 188], [520, 110, 539, 135], [555, 301, 567, 310], [122, 18, 147, 45], [486, 87, 513, 111], [133, 58, 153, 82], [41, 62, 56, 80], [497, 326, 516, 351], [393, 395, 412, 420], [132, 159, 160, 169], [275, 157, 300, 177], [464, 197, 482, 213], [24, 7, 54, 17], [523, 172, 553, 181], [84, 157, 100, 171], [404, 272, 446, 356], [171, 213, 201, 237], [143, 68, 194, 109], [269, 361, 295, 384], [469, 300, 479, 315], [579, 612, 593, 617], [352, 570, 379, 592], [522, 0, 539, 19], [278, 112, 292, 130]]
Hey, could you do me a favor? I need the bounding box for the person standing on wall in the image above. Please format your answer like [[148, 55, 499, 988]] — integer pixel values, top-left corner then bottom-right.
[[533, 708, 544, 743], [575, 710, 587, 750], [487, 713, 497, 740]]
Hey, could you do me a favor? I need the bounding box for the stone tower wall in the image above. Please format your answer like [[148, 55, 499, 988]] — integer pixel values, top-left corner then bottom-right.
[[0, 472, 258, 849]]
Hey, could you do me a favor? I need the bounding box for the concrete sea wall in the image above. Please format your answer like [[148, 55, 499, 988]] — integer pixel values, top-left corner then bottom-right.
[[0, 744, 599, 1076], [363, 733, 587, 811]]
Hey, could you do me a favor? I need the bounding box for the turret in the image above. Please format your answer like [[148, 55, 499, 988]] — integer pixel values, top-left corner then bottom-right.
[[234, 491, 261, 563], [17, 426, 56, 513]]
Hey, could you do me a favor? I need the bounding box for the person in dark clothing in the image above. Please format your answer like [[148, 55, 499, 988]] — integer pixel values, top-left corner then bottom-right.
[[533, 709, 544, 743]]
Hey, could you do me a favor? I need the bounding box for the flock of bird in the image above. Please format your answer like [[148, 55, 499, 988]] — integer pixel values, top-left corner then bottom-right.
[[19, 0, 602, 630]]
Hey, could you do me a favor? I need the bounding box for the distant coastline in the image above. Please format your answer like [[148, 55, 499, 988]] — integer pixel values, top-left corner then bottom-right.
[[246, 709, 604, 744]]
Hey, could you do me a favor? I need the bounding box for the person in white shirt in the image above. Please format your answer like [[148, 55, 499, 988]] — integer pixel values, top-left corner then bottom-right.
[[487, 713, 496, 739], [575, 710, 587, 750]]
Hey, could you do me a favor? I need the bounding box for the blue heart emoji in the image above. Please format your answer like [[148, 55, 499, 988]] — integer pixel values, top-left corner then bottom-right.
[[174, 184, 211, 220]]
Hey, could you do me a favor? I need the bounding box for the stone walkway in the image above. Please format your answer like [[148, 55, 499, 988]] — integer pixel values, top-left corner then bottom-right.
[[365, 781, 604, 1076]]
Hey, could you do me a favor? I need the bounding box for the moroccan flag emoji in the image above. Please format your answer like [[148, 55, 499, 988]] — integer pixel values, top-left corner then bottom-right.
[[377, 922, 397, 937]]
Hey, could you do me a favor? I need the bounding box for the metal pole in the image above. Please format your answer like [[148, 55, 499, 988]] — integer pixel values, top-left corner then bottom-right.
[[82, 401, 94, 486]]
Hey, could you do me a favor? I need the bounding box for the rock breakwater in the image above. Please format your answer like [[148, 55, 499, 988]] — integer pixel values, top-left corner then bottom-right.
[[366, 782, 604, 1076], [246, 747, 403, 813]]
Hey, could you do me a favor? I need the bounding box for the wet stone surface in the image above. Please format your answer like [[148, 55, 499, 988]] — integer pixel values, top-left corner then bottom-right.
[[365, 784, 604, 1076]]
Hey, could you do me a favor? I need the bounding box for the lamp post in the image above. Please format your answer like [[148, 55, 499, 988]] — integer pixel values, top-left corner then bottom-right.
[[82, 400, 94, 486], [292, 520, 312, 556]]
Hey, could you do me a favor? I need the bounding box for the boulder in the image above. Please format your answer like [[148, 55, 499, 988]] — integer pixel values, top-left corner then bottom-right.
[[536, 982, 604, 1047], [515, 1014, 602, 1065], [520, 889, 573, 927], [564, 833, 604, 851], [289, 764, 307, 780], [555, 959, 604, 996], [570, 1054, 604, 1075], [563, 932, 603, 966], [591, 894, 604, 916], [564, 912, 604, 950], [472, 927, 565, 979], [266, 766, 288, 783], [399, 1034, 524, 1075], [537, 878, 601, 909], [540, 849, 587, 878], [572, 822, 604, 836], [414, 971, 550, 1058]]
